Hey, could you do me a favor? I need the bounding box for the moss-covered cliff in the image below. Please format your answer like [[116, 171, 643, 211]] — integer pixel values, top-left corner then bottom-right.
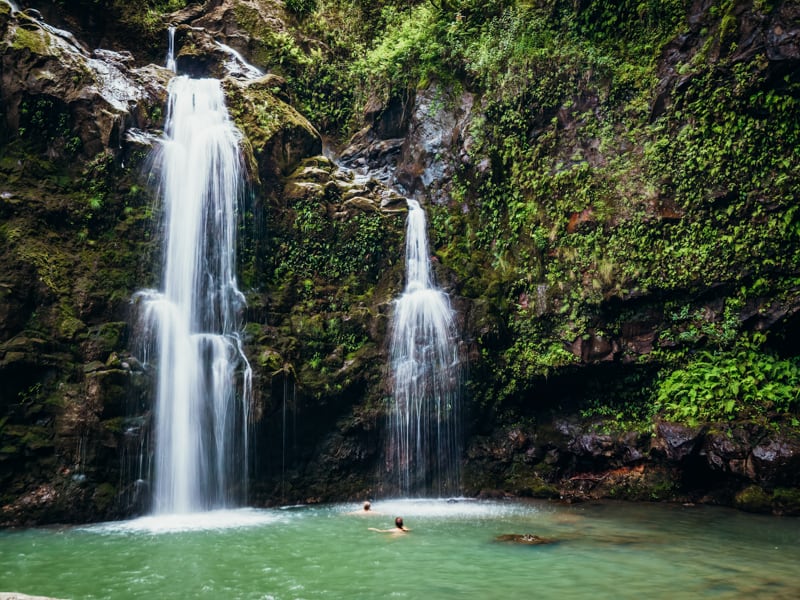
[[1, 0, 799, 525], [323, 0, 800, 512]]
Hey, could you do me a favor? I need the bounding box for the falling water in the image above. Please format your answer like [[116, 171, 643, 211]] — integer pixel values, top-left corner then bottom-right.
[[3, 0, 19, 13], [165, 26, 176, 73], [389, 199, 461, 497], [216, 41, 264, 79], [135, 76, 252, 514]]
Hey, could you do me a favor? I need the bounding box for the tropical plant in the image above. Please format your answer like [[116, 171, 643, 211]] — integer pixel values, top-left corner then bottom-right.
[[654, 333, 800, 424]]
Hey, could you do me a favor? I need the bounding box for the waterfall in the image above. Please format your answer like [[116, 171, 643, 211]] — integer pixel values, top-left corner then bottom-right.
[[388, 199, 461, 497], [165, 26, 176, 73], [135, 76, 252, 514], [216, 41, 264, 79]]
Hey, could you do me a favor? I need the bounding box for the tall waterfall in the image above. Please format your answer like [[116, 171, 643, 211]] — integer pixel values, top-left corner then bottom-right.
[[389, 199, 461, 497], [135, 76, 252, 514]]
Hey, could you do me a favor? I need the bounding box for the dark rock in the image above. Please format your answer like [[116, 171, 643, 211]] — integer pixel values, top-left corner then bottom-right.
[[749, 436, 800, 486], [703, 426, 753, 478], [651, 422, 706, 462]]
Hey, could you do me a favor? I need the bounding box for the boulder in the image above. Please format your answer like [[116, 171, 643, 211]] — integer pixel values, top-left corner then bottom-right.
[[651, 421, 706, 462]]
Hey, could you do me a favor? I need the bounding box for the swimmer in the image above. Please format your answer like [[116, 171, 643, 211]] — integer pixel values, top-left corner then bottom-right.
[[369, 516, 410, 534], [349, 500, 382, 515]]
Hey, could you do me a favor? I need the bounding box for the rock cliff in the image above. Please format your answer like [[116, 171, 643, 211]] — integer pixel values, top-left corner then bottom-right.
[[1, 0, 799, 524]]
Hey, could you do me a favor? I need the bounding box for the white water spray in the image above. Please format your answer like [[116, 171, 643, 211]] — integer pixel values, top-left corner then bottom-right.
[[135, 76, 252, 514], [389, 199, 461, 497]]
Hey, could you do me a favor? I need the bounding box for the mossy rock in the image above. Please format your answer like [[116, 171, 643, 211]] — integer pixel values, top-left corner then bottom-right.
[[506, 467, 560, 499], [772, 487, 800, 515], [80, 322, 127, 362], [734, 485, 772, 513], [223, 77, 321, 184], [257, 348, 284, 372], [92, 482, 116, 512]]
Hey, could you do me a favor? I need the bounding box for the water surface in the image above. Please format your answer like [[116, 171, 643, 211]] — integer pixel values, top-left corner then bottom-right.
[[1, 499, 799, 599]]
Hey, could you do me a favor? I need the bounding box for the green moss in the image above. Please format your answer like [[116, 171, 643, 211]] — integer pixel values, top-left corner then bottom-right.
[[734, 485, 772, 513], [3, 228, 72, 295], [92, 482, 116, 512], [772, 487, 800, 514], [5, 425, 53, 451], [10, 25, 49, 55], [59, 313, 85, 341], [100, 417, 125, 434], [507, 469, 560, 499], [258, 348, 284, 372], [231, 3, 306, 77]]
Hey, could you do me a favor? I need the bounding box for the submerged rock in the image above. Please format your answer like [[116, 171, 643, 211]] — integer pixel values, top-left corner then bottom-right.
[[494, 533, 558, 545]]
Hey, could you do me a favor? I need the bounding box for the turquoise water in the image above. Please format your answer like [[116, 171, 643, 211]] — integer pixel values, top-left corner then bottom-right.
[[1, 499, 799, 599]]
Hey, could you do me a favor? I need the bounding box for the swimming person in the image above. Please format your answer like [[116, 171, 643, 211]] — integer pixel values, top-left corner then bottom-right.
[[369, 516, 410, 534], [349, 500, 382, 515]]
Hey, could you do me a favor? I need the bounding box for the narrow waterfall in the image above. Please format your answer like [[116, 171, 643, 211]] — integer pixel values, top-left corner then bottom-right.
[[165, 26, 176, 73], [389, 199, 461, 497], [135, 76, 252, 514]]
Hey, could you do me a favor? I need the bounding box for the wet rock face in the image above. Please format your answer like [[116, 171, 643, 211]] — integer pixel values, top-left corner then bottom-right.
[[0, 9, 169, 523], [0, 0, 363, 525], [340, 85, 473, 205], [0, 8, 170, 158], [394, 86, 474, 204], [243, 154, 407, 505], [166, 0, 291, 79]]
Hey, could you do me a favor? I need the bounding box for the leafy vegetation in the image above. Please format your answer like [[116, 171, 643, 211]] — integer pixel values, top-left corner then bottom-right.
[[311, 0, 800, 425], [654, 333, 800, 425], [270, 196, 401, 285]]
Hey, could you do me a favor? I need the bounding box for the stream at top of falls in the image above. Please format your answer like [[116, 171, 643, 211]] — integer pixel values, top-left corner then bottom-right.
[[2, 499, 799, 599]]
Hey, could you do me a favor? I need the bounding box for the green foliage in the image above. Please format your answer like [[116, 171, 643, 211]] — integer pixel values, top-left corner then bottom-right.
[[353, 3, 444, 100], [271, 196, 400, 287], [579, 367, 659, 432], [286, 0, 318, 18], [654, 333, 800, 425], [490, 312, 579, 403], [562, 0, 687, 52], [17, 97, 81, 157], [292, 49, 357, 135]]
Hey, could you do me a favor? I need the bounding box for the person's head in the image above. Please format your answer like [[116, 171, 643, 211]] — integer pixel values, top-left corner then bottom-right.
[[363, 501, 371, 511], [395, 516, 404, 529]]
